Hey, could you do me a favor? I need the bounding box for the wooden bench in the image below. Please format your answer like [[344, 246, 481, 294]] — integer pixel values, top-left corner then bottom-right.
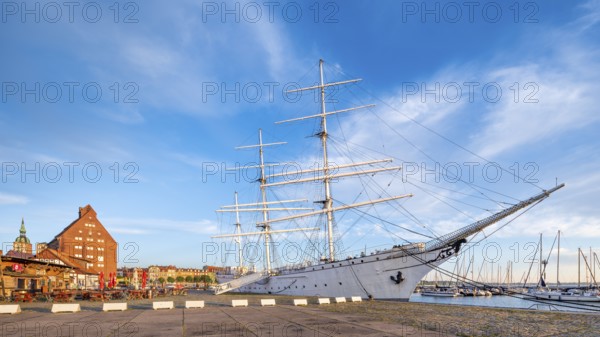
[[11, 293, 33, 303], [52, 292, 74, 303]]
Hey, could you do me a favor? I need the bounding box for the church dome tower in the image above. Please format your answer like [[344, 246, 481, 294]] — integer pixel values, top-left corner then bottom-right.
[[14, 218, 32, 254]]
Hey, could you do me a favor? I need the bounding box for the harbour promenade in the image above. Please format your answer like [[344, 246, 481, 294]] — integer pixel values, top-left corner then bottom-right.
[[1, 291, 598, 336]]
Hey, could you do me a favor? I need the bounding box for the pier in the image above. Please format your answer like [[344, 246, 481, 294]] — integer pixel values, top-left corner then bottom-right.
[[1, 291, 598, 336]]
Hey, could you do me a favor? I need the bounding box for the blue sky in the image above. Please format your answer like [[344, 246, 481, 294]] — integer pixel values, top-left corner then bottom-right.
[[1, 1, 599, 284]]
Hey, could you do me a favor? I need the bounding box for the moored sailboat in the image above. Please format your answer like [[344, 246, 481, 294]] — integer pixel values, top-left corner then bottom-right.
[[533, 231, 600, 302]]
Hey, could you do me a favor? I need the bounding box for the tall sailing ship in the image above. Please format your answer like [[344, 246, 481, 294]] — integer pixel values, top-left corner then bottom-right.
[[211, 60, 564, 300]]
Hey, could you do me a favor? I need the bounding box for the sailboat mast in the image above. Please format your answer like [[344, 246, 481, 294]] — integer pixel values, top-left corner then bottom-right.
[[258, 129, 272, 273], [471, 253, 474, 281], [557, 230, 560, 289], [234, 192, 243, 270], [539, 233, 543, 285], [592, 252, 598, 278], [578, 247, 581, 288], [586, 246, 596, 284], [318, 59, 335, 262]]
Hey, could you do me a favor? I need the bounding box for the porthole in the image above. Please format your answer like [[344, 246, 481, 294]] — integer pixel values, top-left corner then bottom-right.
[[324, 284, 327, 287], [339, 282, 342, 285]]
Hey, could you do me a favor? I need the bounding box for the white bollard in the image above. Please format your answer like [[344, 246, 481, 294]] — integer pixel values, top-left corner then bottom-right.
[[293, 299, 308, 306], [317, 298, 330, 305], [334, 297, 346, 303], [260, 299, 276, 306], [0, 305, 21, 314], [51, 304, 81, 313], [185, 300, 205, 309], [152, 301, 174, 310], [231, 299, 249, 307], [103, 303, 127, 312], [350, 296, 362, 302]]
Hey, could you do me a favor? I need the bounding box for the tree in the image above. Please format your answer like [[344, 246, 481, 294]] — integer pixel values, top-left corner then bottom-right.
[[193, 276, 201, 283], [185, 276, 193, 283], [176, 276, 184, 283], [158, 277, 165, 285], [199, 275, 212, 284], [167, 276, 175, 283]]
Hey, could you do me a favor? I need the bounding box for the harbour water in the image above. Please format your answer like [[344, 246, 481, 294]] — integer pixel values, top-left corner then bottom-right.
[[410, 293, 600, 312]]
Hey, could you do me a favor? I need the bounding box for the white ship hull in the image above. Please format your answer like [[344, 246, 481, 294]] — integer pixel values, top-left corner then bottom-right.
[[227, 242, 463, 301], [421, 292, 460, 297], [534, 291, 600, 302]]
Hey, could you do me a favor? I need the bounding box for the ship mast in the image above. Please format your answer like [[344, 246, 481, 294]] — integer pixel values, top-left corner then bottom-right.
[[234, 192, 243, 270], [214, 129, 317, 274], [232, 128, 283, 273], [318, 59, 335, 262], [257, 129, 273, 272], [266, 59, 406, 263]]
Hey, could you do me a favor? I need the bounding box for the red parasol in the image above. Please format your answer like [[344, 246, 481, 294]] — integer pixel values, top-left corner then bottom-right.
[[107, 272, 113, 288], [112, 272, 117, 288], [142, 270, 147, 289], [99, 271, 104, 291]]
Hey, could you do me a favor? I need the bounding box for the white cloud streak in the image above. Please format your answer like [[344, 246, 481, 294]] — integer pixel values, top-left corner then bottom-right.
[[0, 192, 29, 205], [106, 217, 219, 236]]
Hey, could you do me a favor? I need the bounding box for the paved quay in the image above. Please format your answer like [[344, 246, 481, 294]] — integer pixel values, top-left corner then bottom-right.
[[1, 291, 599, 336], [0, 292, 449, 337]]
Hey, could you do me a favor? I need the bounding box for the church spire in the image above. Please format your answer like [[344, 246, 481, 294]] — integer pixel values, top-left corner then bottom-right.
[[14, 217, 32, 254], [20, 217, 26, 235]]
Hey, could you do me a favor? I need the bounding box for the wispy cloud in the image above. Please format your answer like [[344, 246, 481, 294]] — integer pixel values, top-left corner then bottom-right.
[[473, 4, 600, 158], [251, 21, 292, 79], [0, 192, 29, 205], [573, 0, 600, 32], [106, 217, 219, 235], [474, 55, 600, 159]]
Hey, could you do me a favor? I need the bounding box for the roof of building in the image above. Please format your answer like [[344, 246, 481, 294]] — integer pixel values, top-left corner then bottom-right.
[[5, 250, 34, 259], [49, 204, 116, 245], [35, 247, 94, 275]]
